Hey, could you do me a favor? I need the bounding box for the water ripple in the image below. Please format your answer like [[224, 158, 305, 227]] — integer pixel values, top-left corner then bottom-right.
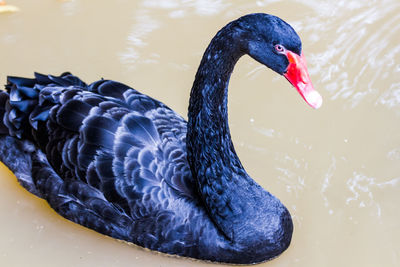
[[346, 172, 400, 218], [295, 0, 400, 109]]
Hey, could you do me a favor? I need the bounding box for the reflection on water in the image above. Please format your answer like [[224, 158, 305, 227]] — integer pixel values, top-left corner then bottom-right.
[[1, 0, 399, 266], [60, 0, 79, 17], [346, 172, 400, 218], [121, 10, 160, 65], [143, 0, 229, 16], [0, 1, 19, 14], [298, 0, 400, 110], [321, 154, 336, 215]]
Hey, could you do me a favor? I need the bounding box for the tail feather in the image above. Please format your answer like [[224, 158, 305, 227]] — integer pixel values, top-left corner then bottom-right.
[[5, 76, 36, 92], [2, 72, 87, 138], [0, 72, 88, 195], [34, 72, 87, 88], [5, 79, 40, 138]]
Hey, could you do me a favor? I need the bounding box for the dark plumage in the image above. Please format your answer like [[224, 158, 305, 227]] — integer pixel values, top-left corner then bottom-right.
[[0, 13, 318, 264]]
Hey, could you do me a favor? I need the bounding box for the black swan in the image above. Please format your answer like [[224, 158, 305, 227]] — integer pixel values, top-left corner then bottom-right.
[[0, 13, 322, 264]]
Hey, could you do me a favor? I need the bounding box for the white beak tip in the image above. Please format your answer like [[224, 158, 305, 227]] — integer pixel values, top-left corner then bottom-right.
[[305, 90, 323, 109]]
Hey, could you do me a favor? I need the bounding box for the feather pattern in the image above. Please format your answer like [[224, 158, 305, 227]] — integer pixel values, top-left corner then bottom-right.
[[0, 13, 304, 264]]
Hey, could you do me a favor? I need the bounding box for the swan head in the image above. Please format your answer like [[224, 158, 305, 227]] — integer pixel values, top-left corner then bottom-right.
[[235, 13, 322, 109]]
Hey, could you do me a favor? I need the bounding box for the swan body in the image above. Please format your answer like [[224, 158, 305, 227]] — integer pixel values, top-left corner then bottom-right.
[[0, 14, 321, 264]]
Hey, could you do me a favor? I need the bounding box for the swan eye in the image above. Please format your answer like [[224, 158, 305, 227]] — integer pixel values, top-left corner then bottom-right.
[[274, 44, 285, 53]]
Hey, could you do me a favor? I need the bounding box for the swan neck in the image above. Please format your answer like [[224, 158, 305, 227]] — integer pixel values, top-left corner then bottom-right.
[[187, 25, 251, 240], [187, 27, 244, 177]]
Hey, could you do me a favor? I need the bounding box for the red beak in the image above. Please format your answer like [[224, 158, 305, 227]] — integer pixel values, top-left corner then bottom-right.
[[283, 51, 322, 109]]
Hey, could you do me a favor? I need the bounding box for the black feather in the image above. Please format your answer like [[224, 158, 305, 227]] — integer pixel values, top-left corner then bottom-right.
[[56, 99, 93, 131]]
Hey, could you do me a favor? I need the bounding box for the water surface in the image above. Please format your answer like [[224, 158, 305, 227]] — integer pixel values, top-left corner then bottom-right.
[[0, 0, 399, 266]]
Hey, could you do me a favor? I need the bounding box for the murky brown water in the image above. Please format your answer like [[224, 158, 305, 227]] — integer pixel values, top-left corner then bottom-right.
[[1, 0, 399, 266]]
